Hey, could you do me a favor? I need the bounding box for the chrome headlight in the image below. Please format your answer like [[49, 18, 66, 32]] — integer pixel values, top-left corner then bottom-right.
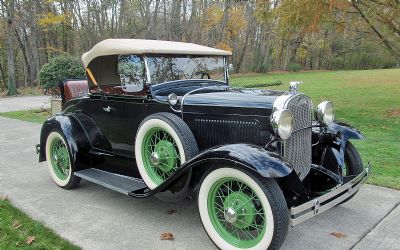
[[271, 109, 294, 140], [315, 101, 334, 125], [167, 93, 178, 105]]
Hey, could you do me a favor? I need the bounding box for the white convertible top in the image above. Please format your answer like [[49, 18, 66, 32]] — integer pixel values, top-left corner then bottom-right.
[[81, 39, 232, 67]]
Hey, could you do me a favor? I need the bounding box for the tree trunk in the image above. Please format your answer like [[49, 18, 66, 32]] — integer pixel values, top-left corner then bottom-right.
[[0, 63, 6, 91], [14, 26, 34, 87], [5, 0, 18, 95]]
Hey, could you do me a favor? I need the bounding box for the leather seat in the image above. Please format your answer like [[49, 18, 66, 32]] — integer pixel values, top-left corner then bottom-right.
[[63, 80, 89, 102]]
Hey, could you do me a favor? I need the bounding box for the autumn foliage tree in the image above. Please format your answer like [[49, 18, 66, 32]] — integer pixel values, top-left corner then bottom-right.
[[0, 0, 398, 93]]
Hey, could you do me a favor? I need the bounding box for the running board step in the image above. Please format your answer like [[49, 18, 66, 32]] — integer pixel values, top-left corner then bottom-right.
[[75, 168, 147, 195]]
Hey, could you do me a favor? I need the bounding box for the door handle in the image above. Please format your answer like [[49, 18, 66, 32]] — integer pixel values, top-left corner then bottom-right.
[[103, 106, 114, 112]]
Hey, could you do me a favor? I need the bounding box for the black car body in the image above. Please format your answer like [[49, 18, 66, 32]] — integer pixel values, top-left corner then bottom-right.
[[38, 39, 370, 250]]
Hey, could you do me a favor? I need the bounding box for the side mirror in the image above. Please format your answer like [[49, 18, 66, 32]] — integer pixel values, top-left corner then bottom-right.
[[228, 63, 234, 71]]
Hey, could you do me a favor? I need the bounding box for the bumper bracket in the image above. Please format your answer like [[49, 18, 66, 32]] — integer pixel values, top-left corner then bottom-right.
[[290, 163, 371, 226]]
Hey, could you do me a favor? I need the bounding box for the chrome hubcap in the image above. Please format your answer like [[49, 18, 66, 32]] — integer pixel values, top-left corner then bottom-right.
[[150, 152, 160, 166], [224, 207, 237, 224]]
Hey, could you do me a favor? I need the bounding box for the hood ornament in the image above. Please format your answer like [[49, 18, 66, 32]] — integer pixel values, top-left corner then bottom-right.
[[289, 81, 302, 94]]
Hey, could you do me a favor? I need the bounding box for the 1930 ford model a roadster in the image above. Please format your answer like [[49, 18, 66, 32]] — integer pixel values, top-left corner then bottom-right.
[[37, 39, 370, 250]]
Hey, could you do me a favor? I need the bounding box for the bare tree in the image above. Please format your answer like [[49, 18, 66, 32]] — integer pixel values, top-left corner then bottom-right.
[[3, 0, 18, 95]]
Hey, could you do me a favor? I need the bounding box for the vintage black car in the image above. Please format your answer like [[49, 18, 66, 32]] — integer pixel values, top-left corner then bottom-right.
[[37, 39, 370, 250]]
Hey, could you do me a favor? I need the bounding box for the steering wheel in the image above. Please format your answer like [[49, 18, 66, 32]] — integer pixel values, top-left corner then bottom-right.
[[195, 71, 211, 79], [175, 69, 188, 79]]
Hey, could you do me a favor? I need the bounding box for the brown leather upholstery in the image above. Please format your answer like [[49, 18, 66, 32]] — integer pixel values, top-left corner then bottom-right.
[[63, 80, 89, 102]]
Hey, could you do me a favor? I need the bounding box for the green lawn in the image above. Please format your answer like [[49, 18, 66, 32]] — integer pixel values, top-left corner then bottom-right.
[[231, 69, 400, 190], [0, 109, 50, 124], [0, 198, 79, 249]]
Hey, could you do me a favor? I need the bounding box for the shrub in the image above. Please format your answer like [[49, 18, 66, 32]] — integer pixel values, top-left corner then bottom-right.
[[243, 80, 282, 88], [39, 55, 85, 91], [287, 63, 302, 72]]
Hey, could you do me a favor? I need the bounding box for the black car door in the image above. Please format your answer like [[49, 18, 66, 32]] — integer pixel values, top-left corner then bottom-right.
[[90, 95, 148, 157]]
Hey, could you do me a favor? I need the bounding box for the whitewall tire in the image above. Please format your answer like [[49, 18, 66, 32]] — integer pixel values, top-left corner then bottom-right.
[[45, 131, 80, 189], [135, 113, 198, 190], [198, 167, 288, 250]]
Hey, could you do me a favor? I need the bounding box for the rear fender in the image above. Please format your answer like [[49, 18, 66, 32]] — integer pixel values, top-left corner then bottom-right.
[[39, 114, 91, 170]]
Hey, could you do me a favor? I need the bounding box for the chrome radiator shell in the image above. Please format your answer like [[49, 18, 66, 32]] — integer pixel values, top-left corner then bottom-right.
[[274, 93, 313, 180]]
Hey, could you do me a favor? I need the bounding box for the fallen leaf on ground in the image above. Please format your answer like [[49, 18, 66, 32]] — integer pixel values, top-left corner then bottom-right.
[[26, 236, 35, 244], [12, 220, 22, 229], [166, 209, 177, 214], [330, 231, 346, 238], [160, 232, 174, 241]]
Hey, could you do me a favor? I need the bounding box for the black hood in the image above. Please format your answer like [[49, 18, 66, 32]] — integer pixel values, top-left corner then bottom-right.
[[183, 87, 284, 116]]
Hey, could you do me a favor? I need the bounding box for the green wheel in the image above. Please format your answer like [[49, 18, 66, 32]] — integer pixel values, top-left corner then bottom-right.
[[142, 127, 180, 184], [198, 168, 288, 250], [45, 131, 80, 189], [135, 113, 198, 190]]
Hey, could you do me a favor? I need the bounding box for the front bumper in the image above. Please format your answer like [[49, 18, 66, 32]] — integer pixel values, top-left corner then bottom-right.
[[290, 163, 371, 226]]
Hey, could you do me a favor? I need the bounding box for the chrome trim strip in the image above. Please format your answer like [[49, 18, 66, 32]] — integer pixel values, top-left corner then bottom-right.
[[151, 79, 227, 88], [290, 163, 371, 226], [224, 57, 228, 83], [272, 92, 302, 112], [143, 56, 151, 85]]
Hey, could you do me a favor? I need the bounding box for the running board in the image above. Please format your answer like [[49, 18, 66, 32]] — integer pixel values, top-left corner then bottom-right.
[[75, 168, 147, 195]]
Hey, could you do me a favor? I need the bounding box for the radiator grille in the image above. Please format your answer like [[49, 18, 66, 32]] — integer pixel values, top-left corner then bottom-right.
[[284, 94, 312, 180]]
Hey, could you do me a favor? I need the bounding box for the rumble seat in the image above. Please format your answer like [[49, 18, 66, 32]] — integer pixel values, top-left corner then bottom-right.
[[62, 80, 89, 102]]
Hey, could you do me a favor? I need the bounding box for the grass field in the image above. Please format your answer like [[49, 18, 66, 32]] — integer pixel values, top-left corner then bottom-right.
[[232, 69, 400, 189], [0, 198, 79, 249], [0, 69, 399, 189], [0, 109, 50, 124]]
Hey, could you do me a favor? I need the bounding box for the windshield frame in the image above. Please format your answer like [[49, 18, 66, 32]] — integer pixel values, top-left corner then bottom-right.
[[143, 55, 229, 86]]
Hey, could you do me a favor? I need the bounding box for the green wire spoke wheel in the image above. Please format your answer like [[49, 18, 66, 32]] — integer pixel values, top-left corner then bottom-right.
[[45, 131, 81, 189], [49, 136, 71, 180], [135, 113, 198, 190], [207, 177, 266, 248], [142, 127, 181, 185], [198, 168, 289, 250]]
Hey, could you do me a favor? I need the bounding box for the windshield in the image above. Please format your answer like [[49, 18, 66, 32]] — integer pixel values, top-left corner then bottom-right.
[[146, 55, 225, 84]]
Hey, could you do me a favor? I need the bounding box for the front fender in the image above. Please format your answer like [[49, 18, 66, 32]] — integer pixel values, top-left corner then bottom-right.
[[131, 144, 294, 198], [186, 144, 293, 178], [39, 114, 91, 170], [326, 121, 365, 166], [328, 121, 365, 140]]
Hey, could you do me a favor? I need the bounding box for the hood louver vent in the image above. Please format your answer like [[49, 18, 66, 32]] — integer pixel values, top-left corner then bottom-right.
[[193, 118, 261, 149]]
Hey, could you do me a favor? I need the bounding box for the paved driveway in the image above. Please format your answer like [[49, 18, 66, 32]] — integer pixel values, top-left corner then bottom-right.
[[0, 96, 50, 112], [0, 116, 399, 250]]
